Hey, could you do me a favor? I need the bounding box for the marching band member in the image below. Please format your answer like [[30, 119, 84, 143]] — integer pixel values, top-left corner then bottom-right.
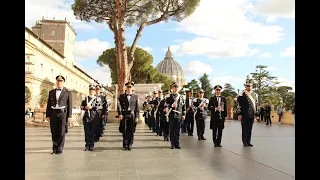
[[237, 79, 259, 147], [193, 89, 209, 140], [80, 85, 99, 151], [185, 90, 195, 136], [164, 82, 186, 149], [208, 85, 227, 147], [118, 82, 139, 151], [46, 75, 72, 154]]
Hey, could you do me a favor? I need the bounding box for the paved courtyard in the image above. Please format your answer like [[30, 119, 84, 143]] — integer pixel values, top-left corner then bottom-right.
[[25, 120, 295, 180]]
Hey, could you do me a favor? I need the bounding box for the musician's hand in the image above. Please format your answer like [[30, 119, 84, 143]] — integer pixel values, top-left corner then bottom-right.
[[238, 115, 242, 120], [172, 103, 177, 108], [135, 118, 138, 122], [119, 115, 124, 120], [46, 117, 50, 121], [67, 118, 72, 122], [101, 115, 105, 118], [181, 116, 185, 120], [215, 107, 220, 111], [164, 107, 168, 112], [85, 105, 92, 110]]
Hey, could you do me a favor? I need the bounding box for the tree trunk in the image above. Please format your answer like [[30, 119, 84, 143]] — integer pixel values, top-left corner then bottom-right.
[[116, 0, 128, 96]]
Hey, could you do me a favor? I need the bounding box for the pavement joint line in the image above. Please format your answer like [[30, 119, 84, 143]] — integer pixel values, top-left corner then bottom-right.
[[203, 140, 295, 178]]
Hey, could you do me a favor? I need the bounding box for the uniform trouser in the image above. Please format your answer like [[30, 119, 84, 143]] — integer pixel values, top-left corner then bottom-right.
[[162, 117, 169, 138], [260, 114, 264, 122], [156, 114, 162, 135], [196, 119, 205, 138], [122, 117, 135, 148], [84, 119, 97, 148], [181, 120, 187, 132], [241, 118, 254, 144], [185, 112, 194, 135], [212, 120, 224, 145], [278, 114, 282, 123], [95, 117, 103, 141], [169, 118, 181, 147], [265, 115, 271, 125], [150, 113, 155, 131], [50, 109, 67, 152]]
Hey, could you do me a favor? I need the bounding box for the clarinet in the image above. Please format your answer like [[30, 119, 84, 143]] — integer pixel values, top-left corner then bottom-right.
[[219, 101, 224, 119]]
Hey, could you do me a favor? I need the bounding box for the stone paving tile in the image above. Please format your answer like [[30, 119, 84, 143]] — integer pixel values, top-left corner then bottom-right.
[[26, 120, 295, 180]]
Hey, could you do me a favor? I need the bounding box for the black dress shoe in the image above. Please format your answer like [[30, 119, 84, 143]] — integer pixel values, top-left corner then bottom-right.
[[198, 137, 201, 140], [84, 147, 89, 151], [218, 144, 222, 147], [89, 147, 94, 151], [243, 143, 248, 147], [51, 151, 56, 154], [127, 147, 131, 151], [201, 137, 206, 140], [55, 151, 62, 154], [175, 146, 181, 149], [214, 144, 218, 147], [170, 146, 175, 149], [247, 143, 253, 147]]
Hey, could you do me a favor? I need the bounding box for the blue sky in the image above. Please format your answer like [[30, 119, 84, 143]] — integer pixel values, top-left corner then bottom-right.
[[26, 0, 295, 92]]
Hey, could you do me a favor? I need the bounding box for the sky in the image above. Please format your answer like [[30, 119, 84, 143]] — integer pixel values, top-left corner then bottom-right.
[[25, 0, 295, 92]]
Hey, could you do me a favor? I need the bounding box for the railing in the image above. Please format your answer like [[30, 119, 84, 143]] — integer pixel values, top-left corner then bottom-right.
[[69, 109, 83, 127]]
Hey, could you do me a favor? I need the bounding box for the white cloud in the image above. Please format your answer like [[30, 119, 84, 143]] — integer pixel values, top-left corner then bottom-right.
[[25, 0, 105, 30], [281, 45, 295, 57], [260, 52, 273, 58], [75, 38, 110, 60], [171, 37, 260, 58], [183, 60, 214, 75], [255, 0, 295, 22], [85, 66, 112, 86], [277, 77, 295, 92], [138, 46, 152, 52], [172, 0, 283, 58], [211, 75, 245, 91]]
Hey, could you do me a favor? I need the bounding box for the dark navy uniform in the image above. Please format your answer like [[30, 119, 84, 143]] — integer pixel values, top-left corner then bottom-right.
[[165, 82, 186, 149], [185, 90, 195, 136], [118, 82, 139, 150], [142, 97, 152, 129], [237, 80, 259, 147], [208, 85, 227, 147], [46, 75, 72, 154], [160, 90, 170, 141], [94, 85, 108, 141], [154, 90, 164, 136], [193, 89, 209, 140], [81, 85, 100, 151], [149, 91, 158, 133]]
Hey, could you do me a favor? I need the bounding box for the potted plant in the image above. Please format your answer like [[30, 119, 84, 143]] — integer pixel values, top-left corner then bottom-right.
[[39, 89, 48, 108]]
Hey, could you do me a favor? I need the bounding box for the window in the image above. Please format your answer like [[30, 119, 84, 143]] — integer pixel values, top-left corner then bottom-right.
[[51, 69, 53, 81], [40, 63, 43, 77], [51, 30, 56, 36]]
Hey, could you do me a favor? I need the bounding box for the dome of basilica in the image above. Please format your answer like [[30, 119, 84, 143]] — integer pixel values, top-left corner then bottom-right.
[[156, 47, 186, 86]]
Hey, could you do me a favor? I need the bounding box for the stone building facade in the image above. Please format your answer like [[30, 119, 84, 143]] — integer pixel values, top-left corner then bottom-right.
[[25, 18, 112, 109]]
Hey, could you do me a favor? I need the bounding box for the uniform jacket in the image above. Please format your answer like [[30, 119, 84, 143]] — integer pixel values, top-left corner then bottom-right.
[[165, 93, 186, 119], [46, 87, 72, 119], [208, 95, 227, 129], [193, 97, 209, 120], [236, 90, 259, 119]]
